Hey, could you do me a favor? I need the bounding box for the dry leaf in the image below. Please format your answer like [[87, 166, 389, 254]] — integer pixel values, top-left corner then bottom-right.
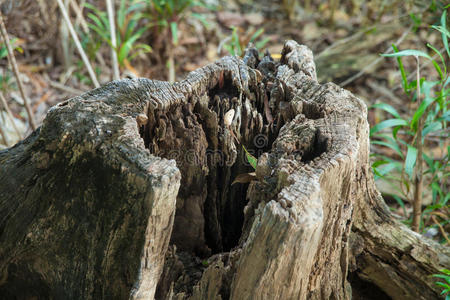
[[232, 172, 257, 185], [224, 109, 235, 126]]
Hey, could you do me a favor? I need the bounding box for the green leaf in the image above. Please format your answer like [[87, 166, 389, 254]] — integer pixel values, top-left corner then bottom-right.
[[382, 49, 432, 60], [370, 119, 408, 135], [117, 0, 126, 27], [391, 44, 409, 93], [392, 194, 407, 216], [410, 94, 435, 130], [87, 12, 107, 32], [439, 110, 450, 122], [250, 28, 264, 42], [423, 121, 442, 137], [255, 37, 270, 50], [128, 43, 152, 60], [372, 159, 389, 168], [431, 182, 442, 204], [370, 102, 401, 118], [242, 145, 257, 169], [371, 140, 404, 158], [434, 274, 450, 281], [191, 12, 210, 28], [170, 22, 178, 46], [404, 145, 417, 179], [378, 161, 402, 176], [432, 10, 450, 59], [427, 43, 446, 77]]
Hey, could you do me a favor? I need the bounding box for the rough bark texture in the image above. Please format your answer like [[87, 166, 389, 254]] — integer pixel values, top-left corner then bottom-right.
[[0, 41, 448, 300]]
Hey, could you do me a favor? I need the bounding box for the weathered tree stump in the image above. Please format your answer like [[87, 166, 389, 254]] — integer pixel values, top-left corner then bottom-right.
[[0, 41, 448, 300]]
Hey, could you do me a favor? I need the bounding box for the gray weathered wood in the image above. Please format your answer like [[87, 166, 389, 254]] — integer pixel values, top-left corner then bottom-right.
[[0, 40, 448, 299]]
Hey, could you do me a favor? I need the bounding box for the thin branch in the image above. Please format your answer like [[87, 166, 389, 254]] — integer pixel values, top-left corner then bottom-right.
[[0, 111, 10, 147], [431, 215, 450, 244], [412, 56, 423, 233], [49, 80, 84, 95], [316, 28, 371, 59], [167, 50, 175, 83], [106, 0, 120, 80], [56, 0, 100, 88], [0, 12, 36, 130], [0, 92, 22, 138]]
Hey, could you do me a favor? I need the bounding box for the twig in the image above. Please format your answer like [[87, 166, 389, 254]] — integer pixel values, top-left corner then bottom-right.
[[61, 0, 72, 69], [0, 111, 10, 146], [0, 92, 22, 138], [339, 25, 412, 87], [431, 215, 450, 244], [316, 28, 372, 59], [56, 0, 100, 88], [412, 56, 423, 233], [49, 80, 84, 95], [167, 50, 175, 83], [70, 0, 89, 33], [106, 0, 120, 80], [0, 12, 36, 130]]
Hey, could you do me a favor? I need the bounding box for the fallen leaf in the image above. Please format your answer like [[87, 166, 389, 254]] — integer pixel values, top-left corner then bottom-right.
[[123, 59, 140, 77], [245, 13, 264, 26], [232, 172, 257, 185], [217, 11, 246, 28], [224, 108, 235, 126]]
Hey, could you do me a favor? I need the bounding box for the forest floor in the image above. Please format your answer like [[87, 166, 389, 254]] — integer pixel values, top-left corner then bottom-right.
[[0, 0, 448, 243]]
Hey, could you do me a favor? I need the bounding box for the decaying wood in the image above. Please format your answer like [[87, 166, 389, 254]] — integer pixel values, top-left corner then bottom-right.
[[0, 40, 448, 300]]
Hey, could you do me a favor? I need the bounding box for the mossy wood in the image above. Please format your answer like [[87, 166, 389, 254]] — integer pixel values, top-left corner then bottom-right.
[[0, 41, 448, 300]]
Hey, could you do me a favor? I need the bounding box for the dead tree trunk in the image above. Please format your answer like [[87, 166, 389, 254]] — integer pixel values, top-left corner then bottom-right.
[[0, 41, 448, 300]]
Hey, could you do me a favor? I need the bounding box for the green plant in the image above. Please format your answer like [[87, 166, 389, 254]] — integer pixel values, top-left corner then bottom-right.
[[84, 0, 152, 69], [243, 145, 257, 169], [432, 269, 450, 299], [80, 31, 103, 63], [370, 8, 449, 236], [139, 0, 213, 81], [74, 60, 102, 86], [142, 0, 211, 46], [0, 71, 15, 93], [223, 27, 270, 57], [0, 38, 22, 92], [0, 37, 22, 59]]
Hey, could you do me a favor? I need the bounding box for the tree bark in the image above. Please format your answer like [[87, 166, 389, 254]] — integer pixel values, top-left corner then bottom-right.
[[0, 41, 448, 300]]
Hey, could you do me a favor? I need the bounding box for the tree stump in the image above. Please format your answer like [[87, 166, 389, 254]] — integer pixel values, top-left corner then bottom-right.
[[0, 41, 448, 300]]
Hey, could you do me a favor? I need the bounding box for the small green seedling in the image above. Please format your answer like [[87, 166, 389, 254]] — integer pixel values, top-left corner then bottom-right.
[[243, 145, 257, 169], [432, 269, 450, 299], [231, 145, 258, 185]]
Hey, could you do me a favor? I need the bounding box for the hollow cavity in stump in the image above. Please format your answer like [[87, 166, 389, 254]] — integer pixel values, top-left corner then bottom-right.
[[135, 49, 329, 298], [139, 71, 277, 257]]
